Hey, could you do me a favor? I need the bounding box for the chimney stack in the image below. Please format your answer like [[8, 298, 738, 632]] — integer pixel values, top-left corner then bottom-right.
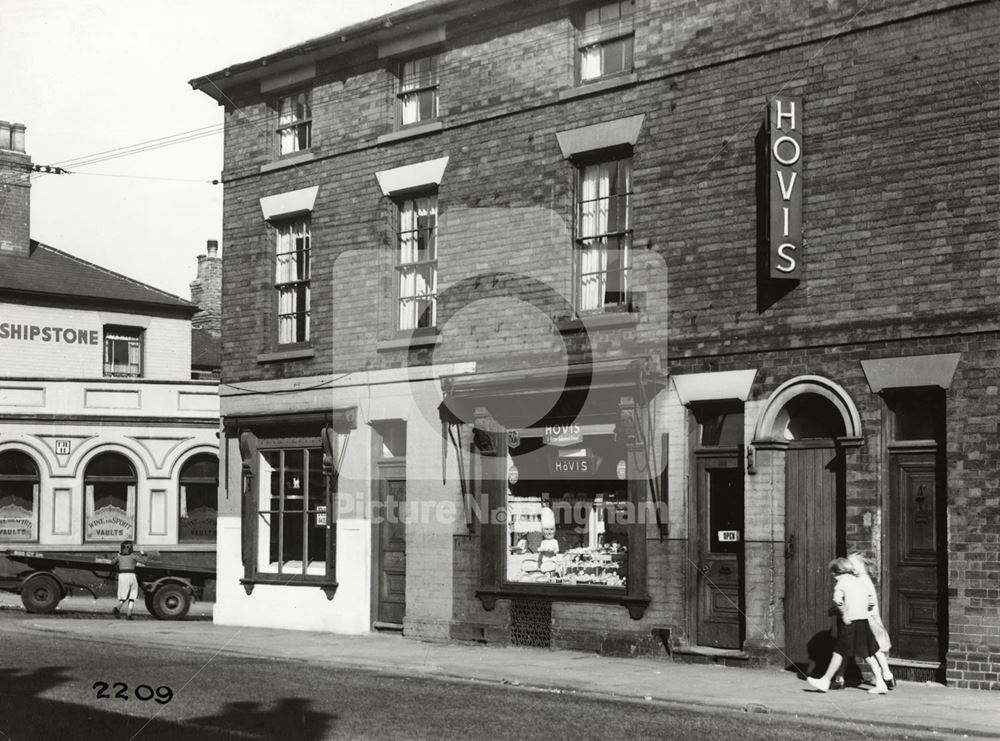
[[190, 239, 222, 337], [0, 121, 32, 257]]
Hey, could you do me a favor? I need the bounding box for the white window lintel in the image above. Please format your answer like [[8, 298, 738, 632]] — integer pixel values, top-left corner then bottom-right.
[[259, 186, 319, 221], [555, 114, 645, 159], [375, 156, 449, 196]]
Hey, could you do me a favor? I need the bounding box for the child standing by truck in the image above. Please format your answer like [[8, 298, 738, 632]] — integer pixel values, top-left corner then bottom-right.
[[110, 540, 144, 620]]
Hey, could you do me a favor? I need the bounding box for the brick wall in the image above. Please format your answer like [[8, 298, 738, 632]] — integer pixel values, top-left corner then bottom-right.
[[211, 0, 998, 685]]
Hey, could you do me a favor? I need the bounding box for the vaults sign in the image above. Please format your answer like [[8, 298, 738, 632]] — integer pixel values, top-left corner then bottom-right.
[[768, 96, 803, 279]]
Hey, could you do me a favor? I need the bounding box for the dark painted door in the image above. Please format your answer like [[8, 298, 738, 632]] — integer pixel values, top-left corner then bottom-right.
[[696, 456, 744, 648], [784, 443, 844, 674], [376, 472, 406, 627], [888, 450, 943, 662]]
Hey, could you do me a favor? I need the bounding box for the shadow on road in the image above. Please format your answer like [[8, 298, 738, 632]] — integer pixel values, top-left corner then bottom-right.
[[0, 666, 335, 739]]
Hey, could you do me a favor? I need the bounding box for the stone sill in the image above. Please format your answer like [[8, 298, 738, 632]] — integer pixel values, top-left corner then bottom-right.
[[259, 151, 317, 174], [376, 332, 440, 352], [376, 120, 444, 145], [557, 312, 640, 333], [256, 347, 316, 364], [559, 73, 639, 102]]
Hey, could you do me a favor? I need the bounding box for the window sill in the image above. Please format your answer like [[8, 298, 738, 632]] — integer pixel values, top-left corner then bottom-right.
[[256, 347, 315, 364], [241, 577, 338, 600], [477, 586, 649, 620], [559, 73, 638, 102], [557, 311, 639, 334], [377, 120, 444, 145], [259, 150, 317, 174], [376, 331, 440, 352]]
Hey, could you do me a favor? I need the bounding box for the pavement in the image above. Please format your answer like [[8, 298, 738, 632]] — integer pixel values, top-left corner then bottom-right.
[[2, 593, 998, 738]]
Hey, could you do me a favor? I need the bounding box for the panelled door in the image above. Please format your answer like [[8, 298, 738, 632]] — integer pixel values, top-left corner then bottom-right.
[[375, 462, 406, 627], [784, 442, 844, 673], [695, 454, 744, 648], [888, 449, 943, 662]]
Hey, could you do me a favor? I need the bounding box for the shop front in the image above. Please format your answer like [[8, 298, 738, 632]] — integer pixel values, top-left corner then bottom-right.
[[441, 355, 668, 637]]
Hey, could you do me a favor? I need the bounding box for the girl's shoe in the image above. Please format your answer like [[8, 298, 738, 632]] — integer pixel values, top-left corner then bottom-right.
[[831, 677, 845, 690], [806, 677, 830, 692], [884, 676, 896, 690]]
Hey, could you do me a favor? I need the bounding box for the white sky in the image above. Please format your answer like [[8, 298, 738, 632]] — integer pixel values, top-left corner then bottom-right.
[[1, 0, 424, 299]]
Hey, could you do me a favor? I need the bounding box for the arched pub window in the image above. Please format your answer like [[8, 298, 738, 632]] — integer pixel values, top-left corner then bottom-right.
[[0, 450, 40, 541], [179, 454, 219, 543], [84, 453, 136, 542]]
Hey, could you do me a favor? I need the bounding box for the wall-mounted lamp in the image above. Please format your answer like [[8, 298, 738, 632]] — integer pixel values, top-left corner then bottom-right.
[[746, 445, 756, 475]]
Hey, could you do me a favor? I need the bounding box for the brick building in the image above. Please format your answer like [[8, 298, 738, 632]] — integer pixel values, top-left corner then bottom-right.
[[0, 123, 220, 598], [191, 0, 998, 688]]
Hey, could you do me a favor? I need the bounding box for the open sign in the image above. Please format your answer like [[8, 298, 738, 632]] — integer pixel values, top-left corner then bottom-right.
[[718, 530, 740, 542]]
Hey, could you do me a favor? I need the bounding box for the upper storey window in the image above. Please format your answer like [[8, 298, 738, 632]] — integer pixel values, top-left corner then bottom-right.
[[398, 55, 439, 127], [396, 194, 438, 330], [276, 89, 312, 156], [103, 326, 143, 378], [576, 155, 633, 313], [275, 217, 311, 345], [578, 1, 635, 83]]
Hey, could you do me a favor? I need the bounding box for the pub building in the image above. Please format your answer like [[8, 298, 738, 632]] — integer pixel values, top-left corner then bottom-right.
[[192, 0, 998, 689], [0, 121, 220, 591]]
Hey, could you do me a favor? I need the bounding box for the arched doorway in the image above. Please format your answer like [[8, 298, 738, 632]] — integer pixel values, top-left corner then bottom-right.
[[754, 377, 861, 675]]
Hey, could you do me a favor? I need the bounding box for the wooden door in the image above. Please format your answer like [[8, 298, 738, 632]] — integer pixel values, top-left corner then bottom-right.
[[784, 443, 844, 674], [695, 456, 744, 648], [888, 450, 943, 662], [375, 470, 406, 627]]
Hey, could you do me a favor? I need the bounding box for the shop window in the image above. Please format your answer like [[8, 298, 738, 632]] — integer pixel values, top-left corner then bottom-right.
[[397, 55, 439, 127], [577, 1, 635, 83], [275, 89, 312, 156], [258, 444, 327, 576], [505, 434, 628, 588], [179, 454, 218, 543], [103, 326, 143, 378], [396, 193, 438, 330], [275, 217, 311, 345], [0, 450, 39, 541], [576, 155, 633, 313], [84, 453, 136, 542]]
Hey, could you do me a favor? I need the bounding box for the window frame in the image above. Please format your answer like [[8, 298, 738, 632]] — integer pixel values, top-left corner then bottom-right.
[[0, 450, 40, 542], [83, 452, 137, 543], [103, 325, 144, 379], [178, 454, 219, 544], [396, 54, 440, 128], [576, 1, 636, 84], [573, 150, 634, 315], [273, 216, 312, 348], [394, 192, 439, 332], [274, 88, 313, 158]]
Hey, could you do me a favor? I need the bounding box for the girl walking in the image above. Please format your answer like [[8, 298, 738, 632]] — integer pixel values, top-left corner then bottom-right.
[[110, 540, 145, 621], [807, 557, 890, 695]]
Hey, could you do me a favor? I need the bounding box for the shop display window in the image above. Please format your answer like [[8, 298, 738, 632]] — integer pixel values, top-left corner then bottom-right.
[[258, 446, 326, 575], [504, 433, 628, 588], [179, 454, 219, 543], [0, 450, 39, 541], [84, 452, 136, 542]]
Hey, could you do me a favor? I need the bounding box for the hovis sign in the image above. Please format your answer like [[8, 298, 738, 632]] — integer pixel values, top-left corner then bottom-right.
[[768, 96, 803, 279]]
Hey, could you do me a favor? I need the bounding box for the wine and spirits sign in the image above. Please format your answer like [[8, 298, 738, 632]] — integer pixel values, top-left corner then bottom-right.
[[768, 96, 803, 279]]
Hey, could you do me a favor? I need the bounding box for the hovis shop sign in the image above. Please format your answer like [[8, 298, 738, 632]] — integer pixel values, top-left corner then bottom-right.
[[768, 96, 803, 279]]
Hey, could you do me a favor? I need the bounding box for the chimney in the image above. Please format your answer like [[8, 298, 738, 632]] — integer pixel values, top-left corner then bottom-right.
[[190, 239, 222, 336], [0, 121, 32, 257]]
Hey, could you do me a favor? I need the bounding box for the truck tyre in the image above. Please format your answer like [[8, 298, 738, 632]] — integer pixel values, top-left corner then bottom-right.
[[143, 592, 155, 615], [151, 584, 190, 620], [21, 574, 62, 614]]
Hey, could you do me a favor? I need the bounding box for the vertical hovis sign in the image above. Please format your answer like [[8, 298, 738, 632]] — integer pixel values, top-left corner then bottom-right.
[[768, 96, 803, 279]]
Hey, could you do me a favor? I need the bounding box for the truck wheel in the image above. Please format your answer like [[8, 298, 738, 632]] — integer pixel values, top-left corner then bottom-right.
[[151, 584, 190, 620], [21, 575, 62, 614]]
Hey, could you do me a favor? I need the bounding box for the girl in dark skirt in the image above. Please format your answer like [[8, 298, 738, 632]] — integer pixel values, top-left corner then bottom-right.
[[807, 557, 890, 695]]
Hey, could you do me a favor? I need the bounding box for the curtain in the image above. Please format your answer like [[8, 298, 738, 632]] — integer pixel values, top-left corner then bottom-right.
[[579, 163, 611, 311]]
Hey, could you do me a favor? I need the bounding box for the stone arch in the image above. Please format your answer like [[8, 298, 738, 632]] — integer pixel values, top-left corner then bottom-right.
[[753, 375, 862, 443]]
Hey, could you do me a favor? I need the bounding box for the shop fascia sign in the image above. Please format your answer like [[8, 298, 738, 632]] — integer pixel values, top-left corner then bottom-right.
[[542, 423, 583, 447], [768, 96, 803, 279]]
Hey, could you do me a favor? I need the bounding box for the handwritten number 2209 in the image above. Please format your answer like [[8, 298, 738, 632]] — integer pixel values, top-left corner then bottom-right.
[[93, 681, 173, 704]]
